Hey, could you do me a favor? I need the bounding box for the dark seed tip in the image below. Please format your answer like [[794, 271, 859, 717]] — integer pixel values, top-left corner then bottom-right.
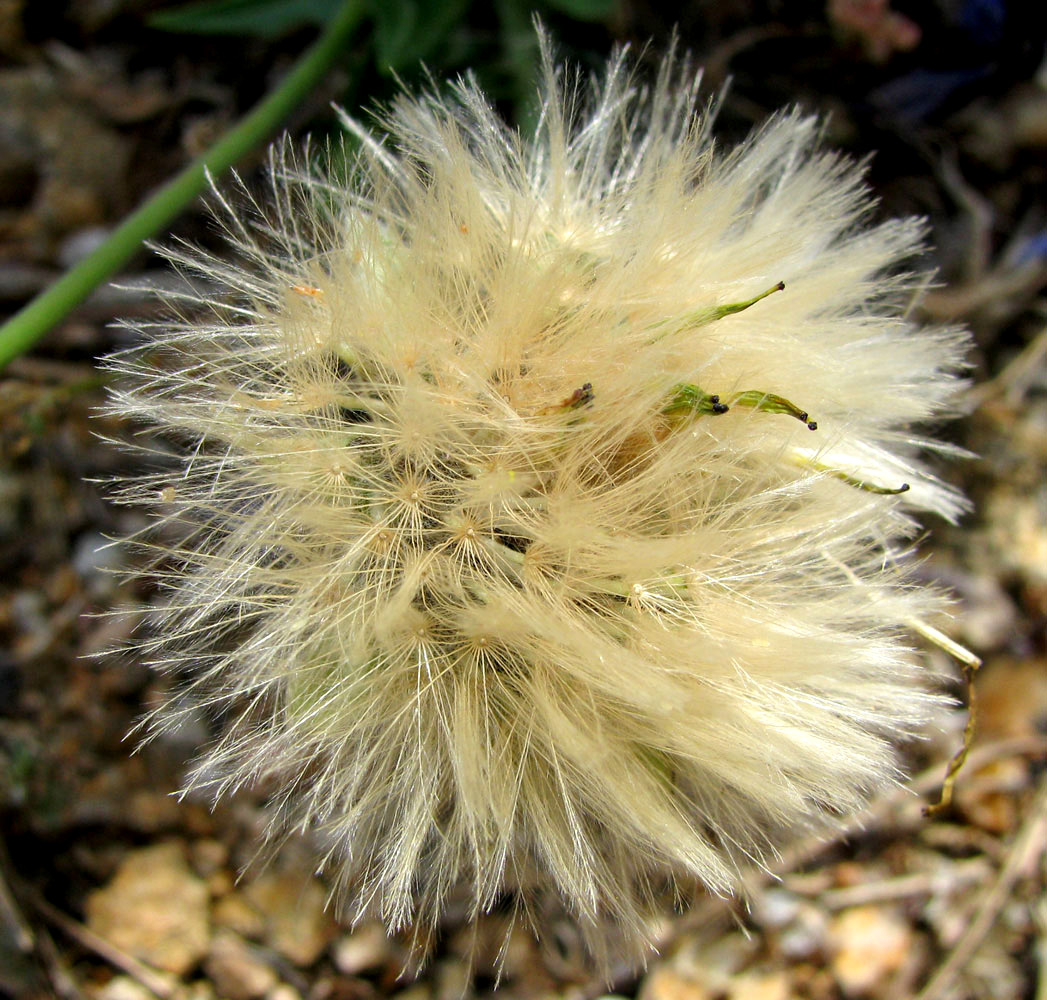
[[709, 394, 720, 404], [713, 402, 729, 414], [899, 483, 911, 492], [806, 420, 817, 430], [775, 281, 785, 291]]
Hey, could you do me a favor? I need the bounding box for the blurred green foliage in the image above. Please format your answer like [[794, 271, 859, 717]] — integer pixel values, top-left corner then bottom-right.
[[150, 0, 616, 34], [148, 0, 620, 123], [148, 0, 345, 36]]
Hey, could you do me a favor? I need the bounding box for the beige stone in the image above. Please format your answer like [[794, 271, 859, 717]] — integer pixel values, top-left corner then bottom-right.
[[204, 929, 279, 1000], [85, 841, 209, 976], [830, 905, 911, 996], [727, 971, 793, 1000], [244, 871, 337, 966], [331, 921, 392, 974], [642, 968, 713, 1000], [212, 890, 267, 939]]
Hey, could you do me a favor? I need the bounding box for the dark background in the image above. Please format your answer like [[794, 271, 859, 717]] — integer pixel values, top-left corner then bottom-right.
[[1, 2, 1045, 998]]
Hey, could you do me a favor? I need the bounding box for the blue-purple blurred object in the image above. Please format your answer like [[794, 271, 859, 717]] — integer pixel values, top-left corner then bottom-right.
[[868, 0, 1045, 122]]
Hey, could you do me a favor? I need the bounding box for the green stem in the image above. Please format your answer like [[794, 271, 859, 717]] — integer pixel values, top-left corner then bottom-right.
[[793, 453, 910, 495], [727, 390, 817, 429], [0, 0, 365, 370], [648, 281, 785, 342]]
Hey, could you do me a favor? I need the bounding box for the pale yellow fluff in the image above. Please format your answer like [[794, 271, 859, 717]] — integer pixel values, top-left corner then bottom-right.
[[105, 35, 968, 969]]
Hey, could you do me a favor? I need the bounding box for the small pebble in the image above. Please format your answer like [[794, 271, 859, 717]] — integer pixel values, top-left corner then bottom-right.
[[727, 971, 791, 1000], [830, 905, 911, 997], [91, 976, 157, 1000], [266, 986, 303, 1000], [332, 922, 392, 975], [85, 841, 209, 975], [204, 929, 279, 1000], [752, 888, 801, 929], [244, 870, 337, 966], [213, 890, 267, 939], [642, 968, 713, 1000], [778, 902, 829, 960]]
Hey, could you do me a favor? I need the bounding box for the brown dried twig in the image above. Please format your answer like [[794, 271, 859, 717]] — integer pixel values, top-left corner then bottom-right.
[[29, 892, 176, 999], [916, 776, 1047, 1000]]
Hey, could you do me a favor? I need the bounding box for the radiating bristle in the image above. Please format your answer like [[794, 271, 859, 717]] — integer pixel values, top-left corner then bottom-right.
[[104, 30, 968, 973]]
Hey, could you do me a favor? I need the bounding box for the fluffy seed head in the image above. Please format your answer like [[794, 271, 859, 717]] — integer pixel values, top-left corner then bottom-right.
[[106, 38, 968, 968]]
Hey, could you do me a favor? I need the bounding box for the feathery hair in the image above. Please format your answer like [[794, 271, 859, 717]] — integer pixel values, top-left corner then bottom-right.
[[105, 35, 967, 968]]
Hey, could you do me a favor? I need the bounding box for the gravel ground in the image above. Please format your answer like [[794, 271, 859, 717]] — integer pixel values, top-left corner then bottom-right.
[[1, 3, 1045, 999]]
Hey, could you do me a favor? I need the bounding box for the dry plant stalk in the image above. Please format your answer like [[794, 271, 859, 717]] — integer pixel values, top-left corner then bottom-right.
[[104, 35, 969, 969]]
